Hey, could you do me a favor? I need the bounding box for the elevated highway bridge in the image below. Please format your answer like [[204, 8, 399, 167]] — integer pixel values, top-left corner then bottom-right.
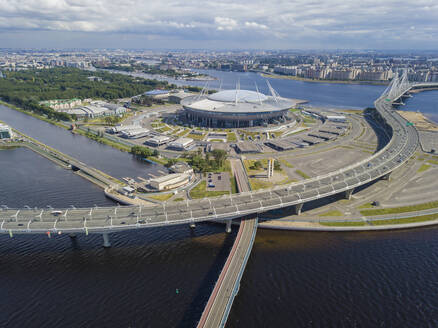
[[1, 81, 436, 240]]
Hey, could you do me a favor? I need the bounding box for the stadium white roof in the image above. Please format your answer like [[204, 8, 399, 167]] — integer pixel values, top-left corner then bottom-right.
[[208, 90, 268, 103]]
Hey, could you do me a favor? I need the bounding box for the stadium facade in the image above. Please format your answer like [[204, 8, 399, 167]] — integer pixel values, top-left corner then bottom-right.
[[181, 87, 295, 128]]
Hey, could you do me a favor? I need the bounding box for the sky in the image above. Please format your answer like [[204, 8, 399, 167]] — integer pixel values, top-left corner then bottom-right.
[[0, 0, 437, 50]]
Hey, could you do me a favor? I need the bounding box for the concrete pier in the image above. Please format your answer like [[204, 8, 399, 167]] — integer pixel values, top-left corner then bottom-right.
[[225, 220, 232, 233], [294, 203, 303, 215], [344, 188, 354, 200], [381, 172, 391, 181], [102, 232, 111, 248]]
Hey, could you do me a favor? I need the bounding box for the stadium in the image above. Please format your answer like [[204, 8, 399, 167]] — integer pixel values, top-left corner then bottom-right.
[[180, 84, 295, 128]]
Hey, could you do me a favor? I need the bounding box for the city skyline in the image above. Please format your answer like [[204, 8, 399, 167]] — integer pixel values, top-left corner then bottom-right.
[[0, 0, 437, 50]]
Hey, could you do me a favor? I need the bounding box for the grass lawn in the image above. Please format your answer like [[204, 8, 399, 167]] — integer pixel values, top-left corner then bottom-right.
[[249, 178, 273, 190], [279, 158, 294, 168], [148, 193, 174, 202], [358, 202, 375, 209], [302, 116, 317, 124], [243, 159, 268, 175], [278, 177, 296, 185], [319, 210, 344, 217], [176, 129, 189, 136], [189, 180, 230, 199], [295, 169, 310, 179], [147, 156, 169, 165], [75, 129, 131, 152], [227, 132, 237, 142], [271, 131, 284, 138], [418, 164, 431, 173], [427, 159, 438, 165], [360, 200, 438, 216], [187, 133, 205, 140], [156, 126, 172, 133], [173, 197, 184, 202], [319, 221, 366, 227], [372, 213, 438, 225]]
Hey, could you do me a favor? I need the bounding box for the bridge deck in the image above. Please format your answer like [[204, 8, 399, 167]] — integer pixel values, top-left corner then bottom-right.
[[197, 160, 258, 328]]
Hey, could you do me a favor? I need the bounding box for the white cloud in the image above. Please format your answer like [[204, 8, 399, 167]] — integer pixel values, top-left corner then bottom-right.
[[244, 22, 268, 30], [0, 0, 436, 48], [215, 17, 238, 31]]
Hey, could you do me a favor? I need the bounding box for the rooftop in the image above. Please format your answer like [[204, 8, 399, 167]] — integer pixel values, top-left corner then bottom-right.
[[207, 89, 268, 103]]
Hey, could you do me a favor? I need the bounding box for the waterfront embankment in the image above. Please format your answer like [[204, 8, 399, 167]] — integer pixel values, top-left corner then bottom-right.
[[261, 72, 388, 85]]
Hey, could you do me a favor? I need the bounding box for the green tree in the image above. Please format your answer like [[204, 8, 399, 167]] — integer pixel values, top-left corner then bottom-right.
[[211, 149, 227, 168], [252, 160, 262, 170]]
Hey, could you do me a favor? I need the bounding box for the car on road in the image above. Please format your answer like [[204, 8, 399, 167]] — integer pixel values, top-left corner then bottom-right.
[[51, 210, 63, 216]]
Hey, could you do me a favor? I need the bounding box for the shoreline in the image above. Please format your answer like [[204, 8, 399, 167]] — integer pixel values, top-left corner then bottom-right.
[[397, 110, 438, 131], [257, 218, 438, 232], [261, 73, 388, 86], [0, 100, 168, 166]]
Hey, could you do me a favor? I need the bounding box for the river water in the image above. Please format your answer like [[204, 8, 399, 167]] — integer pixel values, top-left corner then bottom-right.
[[1, 72, 438, 327], [0, 104, 164, 181]]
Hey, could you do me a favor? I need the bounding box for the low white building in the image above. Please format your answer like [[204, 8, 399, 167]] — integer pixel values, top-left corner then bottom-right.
[[325, 115, 347, 123], [166, 137, 194, 151], [150, 173, 190, 191], [109, 124, 139, 134], [169, 162, 194, 175], [121, 128, 150, 139], [0, 123, 12, 139], [144, 135, 171, 147]]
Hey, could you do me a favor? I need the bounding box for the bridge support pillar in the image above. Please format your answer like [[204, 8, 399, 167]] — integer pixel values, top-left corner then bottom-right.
[[381, 172, 391, 181], [344, 188, 354, 200], [225, 220, 232, 233], [102, 232, 111, 248], [294, 203, 303, 215]]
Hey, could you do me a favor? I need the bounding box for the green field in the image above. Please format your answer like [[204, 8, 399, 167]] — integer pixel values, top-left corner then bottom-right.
[[249, 178, 273, 190], [295, 169, 310, 179], [243, 159, 268, 175], [148, 193, 174, 202], [319, 221, 366, 227], [418, 164, 431, 173], [360, 200, 438, 216], [372, 213, 438, 225], [186, 133, 205, 140], [189, 181, 230, 199], [279, 158, 294, 168], [358, 202, 375, 209], [319, 210, 344, 217], [227, 132, 237, 142]]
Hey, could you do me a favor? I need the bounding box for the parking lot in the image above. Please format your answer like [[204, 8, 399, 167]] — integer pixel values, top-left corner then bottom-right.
[[206, 172, 230, 192]]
